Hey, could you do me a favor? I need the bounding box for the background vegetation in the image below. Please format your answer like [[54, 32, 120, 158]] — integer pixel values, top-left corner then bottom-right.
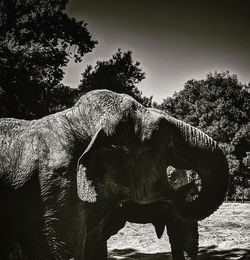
[[1, 0, 249, 200]]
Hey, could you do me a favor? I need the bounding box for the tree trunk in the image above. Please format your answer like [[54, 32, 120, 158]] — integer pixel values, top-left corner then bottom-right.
[[225, 194, 228, 203]]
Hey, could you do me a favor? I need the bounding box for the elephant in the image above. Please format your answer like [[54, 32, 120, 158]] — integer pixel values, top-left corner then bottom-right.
[[0, 89, 229, 260]]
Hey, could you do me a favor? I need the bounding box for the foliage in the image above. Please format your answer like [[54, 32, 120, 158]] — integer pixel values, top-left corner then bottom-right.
[[159, 71, 250, 194], [160, 72, 249, 142], [79, 49, 152, 107], [0, 0, 96, 119]]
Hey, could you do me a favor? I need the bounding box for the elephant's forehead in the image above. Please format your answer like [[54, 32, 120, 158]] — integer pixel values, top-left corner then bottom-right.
[[137, 110, 163, 140]]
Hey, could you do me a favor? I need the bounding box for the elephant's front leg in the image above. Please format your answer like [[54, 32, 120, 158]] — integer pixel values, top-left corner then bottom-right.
[[39, 169, 86, 260], [182, 221, 199, 260], [85, 227, 108, 260], [167, 222, 186, 260], [166, 215, 198, 260], [85, 205, 126, 260], [19, 221, 53, 260]]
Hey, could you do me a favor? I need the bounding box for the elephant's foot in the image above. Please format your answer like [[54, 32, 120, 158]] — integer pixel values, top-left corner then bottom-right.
[[171, 245, 197, 260], [184, 252, 196, 260]]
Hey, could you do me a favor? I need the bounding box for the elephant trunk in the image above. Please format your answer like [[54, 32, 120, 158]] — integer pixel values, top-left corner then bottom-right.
[[167, 117, 229, 221]]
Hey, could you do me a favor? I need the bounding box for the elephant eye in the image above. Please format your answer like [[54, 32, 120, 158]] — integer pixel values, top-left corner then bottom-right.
[[110, 145, 130, 161], [111, 145, 129, 153], [97, 145, 130, 165]]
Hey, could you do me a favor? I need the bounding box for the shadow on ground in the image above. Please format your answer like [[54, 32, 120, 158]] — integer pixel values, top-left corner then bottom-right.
[[108, 246, 250, 260]]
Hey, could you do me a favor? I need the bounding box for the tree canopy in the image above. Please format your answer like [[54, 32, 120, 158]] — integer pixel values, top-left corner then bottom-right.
[[78, 49, 153, 107], [160, 72, 249, 144], [0, 0, 96, 119]]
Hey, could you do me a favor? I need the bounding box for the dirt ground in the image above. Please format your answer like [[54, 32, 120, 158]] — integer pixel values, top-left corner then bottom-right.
[[107, 203, 250, 260]]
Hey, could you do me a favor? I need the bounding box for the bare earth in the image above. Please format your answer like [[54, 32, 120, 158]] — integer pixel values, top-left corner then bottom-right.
[[108, 203, 250, 260]]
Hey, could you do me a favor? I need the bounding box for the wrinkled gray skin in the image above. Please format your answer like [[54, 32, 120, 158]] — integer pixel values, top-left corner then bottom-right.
[[0, 90, 228, 260]]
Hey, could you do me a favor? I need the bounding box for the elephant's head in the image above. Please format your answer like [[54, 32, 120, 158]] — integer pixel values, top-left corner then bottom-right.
[[73, 90, 228, 221], [73, 94, 172, 207]]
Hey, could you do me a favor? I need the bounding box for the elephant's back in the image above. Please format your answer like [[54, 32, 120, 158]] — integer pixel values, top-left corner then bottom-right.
[[0, 118, 30, 140]]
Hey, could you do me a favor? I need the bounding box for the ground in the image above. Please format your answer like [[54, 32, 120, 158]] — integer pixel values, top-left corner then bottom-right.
[[108, 203, 250, 260]]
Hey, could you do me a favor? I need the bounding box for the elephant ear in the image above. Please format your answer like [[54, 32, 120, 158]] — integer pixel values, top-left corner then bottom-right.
[[76, 128, 103, 203], [77, 164, 97, 203]]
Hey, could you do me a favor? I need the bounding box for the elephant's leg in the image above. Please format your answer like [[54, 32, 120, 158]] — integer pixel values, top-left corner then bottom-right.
[[85, 229, 108, 260], [166, 217, 198, 260], [38, 167, 86, 260], [19, 221, 53, 260], [85, 205, 126, 260], [182, 221, 199, 259], [167, 223, 186, 260], [0, 240, 24, 260]]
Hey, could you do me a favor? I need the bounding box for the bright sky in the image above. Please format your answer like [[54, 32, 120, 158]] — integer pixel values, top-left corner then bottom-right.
[[63, 0, 250, 103]]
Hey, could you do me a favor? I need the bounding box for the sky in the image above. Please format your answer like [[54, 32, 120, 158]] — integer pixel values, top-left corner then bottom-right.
[[64, 0, 250, 103]]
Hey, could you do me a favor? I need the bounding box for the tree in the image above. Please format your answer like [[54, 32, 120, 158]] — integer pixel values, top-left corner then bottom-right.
[[159, 71, 250, 197], [0, 0, 96, 119], [160, 72, 249, 142], [78, 49, 152, 106]]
